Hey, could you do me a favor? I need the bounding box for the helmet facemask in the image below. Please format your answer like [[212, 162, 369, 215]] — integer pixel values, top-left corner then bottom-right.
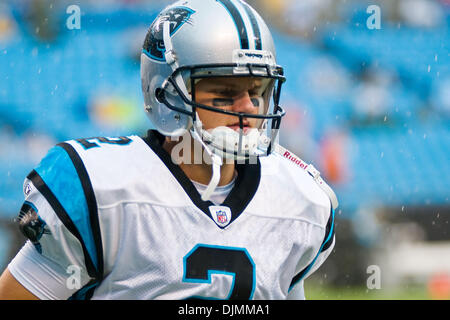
[[157, 63, 286, 163]]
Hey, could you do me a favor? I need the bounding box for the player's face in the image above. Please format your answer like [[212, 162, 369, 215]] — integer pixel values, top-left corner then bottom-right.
[[194, 77, 268, 132]]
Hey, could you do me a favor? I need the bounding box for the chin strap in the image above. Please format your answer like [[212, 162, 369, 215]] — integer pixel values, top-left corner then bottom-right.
[[163, 21, 222, 202], [163, 21, 178, 70], [162, 21, 191, 98], [201, 154, 223, 202], [273, 143, 339, 210], [190, 121, 223, 201]]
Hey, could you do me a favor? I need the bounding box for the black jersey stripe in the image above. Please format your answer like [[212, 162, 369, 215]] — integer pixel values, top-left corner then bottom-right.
[[321, 205, 335, 252], [217, 0, 249, 49], [57, 142, 104, 279], [141, 130, 261, 229], [68, 278, 100, 300], [26, 170, 99, 279]]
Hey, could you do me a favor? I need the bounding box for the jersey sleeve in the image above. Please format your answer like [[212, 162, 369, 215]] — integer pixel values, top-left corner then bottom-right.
[[288, 203, 336, 297], [8, 143, 103, 300]]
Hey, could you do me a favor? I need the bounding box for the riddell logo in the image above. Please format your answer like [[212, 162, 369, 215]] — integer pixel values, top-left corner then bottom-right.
[[283, 151, 308, 170], [245, 53, 264, 59]]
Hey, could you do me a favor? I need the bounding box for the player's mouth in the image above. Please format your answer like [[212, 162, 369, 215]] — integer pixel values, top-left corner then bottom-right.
[[227, 121, 252, 133]]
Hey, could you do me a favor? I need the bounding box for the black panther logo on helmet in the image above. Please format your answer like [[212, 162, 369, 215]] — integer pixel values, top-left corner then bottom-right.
[[143, 7, 196, 62]]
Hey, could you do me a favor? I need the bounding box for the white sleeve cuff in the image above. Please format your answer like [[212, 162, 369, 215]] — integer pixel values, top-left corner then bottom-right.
[[8, 241, 83, 300]]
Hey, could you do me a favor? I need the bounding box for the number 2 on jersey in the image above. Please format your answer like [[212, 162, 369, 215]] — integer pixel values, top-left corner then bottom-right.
[[183, 244, 256, 300], [76, 137, 132, 150]]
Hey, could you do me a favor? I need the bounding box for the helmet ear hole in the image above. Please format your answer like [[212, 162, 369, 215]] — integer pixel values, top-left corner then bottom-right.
[[155, 88, 164, 104]]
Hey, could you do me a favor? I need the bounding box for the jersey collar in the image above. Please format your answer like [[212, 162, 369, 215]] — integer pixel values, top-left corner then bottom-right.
[[142, 130, 261, 228]]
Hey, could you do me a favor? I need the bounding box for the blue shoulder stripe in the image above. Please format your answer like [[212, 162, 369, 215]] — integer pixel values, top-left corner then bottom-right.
[[57, 142, 104, 279], [29, 144, 103, 280]]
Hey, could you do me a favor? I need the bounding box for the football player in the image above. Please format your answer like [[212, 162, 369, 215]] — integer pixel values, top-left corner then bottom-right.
[[0, 0, 337, 300]]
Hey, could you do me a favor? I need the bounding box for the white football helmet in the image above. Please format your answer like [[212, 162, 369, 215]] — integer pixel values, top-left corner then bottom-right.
[[140, 0, 286, 199]]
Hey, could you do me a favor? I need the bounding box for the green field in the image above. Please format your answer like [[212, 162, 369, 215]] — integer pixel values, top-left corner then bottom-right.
[[304, 283, 433, 300]]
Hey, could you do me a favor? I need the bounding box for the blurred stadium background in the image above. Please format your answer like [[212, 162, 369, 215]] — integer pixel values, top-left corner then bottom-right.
[[0, 0, 449, 299]]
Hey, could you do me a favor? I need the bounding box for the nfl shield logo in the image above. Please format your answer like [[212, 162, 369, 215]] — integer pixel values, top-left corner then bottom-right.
[[216, 210, 228, 224], [209, 206, 232, 227]]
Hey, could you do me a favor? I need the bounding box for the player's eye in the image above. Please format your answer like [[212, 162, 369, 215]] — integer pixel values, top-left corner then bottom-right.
[[218, 89, 238, 97], [212, 97, 261, 107], [212, 98, 234, 107]]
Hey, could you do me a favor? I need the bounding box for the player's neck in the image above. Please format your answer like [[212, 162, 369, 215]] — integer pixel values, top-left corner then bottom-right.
[[180, 161, 236, 187], [162, 137, 236, 187]]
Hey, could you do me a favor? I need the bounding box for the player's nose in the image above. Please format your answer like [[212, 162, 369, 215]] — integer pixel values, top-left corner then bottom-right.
[[232, 91, 256, 114]]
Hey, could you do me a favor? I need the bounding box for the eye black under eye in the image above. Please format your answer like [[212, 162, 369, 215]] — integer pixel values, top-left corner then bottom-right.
[[251, 98, 260, 107]]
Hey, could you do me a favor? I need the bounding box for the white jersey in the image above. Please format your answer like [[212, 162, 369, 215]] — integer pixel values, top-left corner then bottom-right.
[[9, 131, 335, 300]]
